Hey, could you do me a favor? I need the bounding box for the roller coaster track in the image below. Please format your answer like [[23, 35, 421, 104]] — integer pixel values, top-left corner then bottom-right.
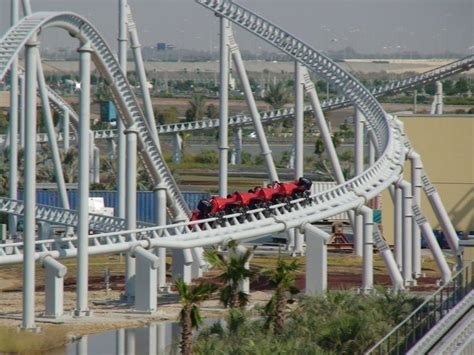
[[0, 2, 410, 268], [0, 12, 189, 220], [0, 197, 151, 233], [3, 54, 472, 146]]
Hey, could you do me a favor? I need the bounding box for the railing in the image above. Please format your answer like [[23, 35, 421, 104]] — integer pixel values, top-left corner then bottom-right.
[[366, 261, 474, 354]]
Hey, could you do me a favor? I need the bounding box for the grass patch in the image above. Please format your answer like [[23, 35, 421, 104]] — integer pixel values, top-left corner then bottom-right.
[[0, 325, 69, 353]]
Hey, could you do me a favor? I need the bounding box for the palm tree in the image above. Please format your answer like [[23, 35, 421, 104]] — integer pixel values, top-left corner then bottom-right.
[[175, 279, 217, 355], [263, 81, 290, 109], [185, 94, 207, 122], [263, 81, 291, 134], [204, 242, 255, 308], [264, 257, 300, 334]]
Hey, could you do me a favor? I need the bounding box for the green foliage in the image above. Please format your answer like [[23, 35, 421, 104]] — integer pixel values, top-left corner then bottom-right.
[[204, 243, 255, 308], [156, 106, 179, 125], [194, 150, 218, 164], [205, 104, 218, 119], [240, 151, 253, 165], [185, 94, 207, 122], [314, 138, 325, 158], [263, 81, 290, 109], [254, 155, 265, 166], [195, 291, 422, 354]]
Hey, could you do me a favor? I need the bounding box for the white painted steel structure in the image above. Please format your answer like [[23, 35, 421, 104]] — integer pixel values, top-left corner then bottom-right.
[[0, 0, 467, 328]]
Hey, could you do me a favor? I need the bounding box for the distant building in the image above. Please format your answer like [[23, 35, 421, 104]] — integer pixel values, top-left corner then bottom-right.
[[156, 42, 175, 51]]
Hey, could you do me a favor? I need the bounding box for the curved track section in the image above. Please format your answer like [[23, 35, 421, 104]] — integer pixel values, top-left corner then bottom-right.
[[0, 3, 408, 264], [0, 12, 189, 220]]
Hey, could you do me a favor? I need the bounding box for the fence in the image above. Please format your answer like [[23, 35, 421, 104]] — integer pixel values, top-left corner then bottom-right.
[[366, 261, 474, 354], [17, 190, 211, 224]]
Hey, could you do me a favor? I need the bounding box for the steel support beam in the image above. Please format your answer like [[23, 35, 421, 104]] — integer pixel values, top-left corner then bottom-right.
[[124, 127, 138, 301], [359, 206, 374, 292], [126, 6, 159, 146], [63, 106, 70, 152], [399, 180, 415, 285], [229, 31, 278, 181], [21, 34, 38, 330], [117, 0, 127, 220], [74, 41, 93, 317], [232, 127, 242, 165], [392, 185, 403, 268], [172, 133, 182, 164], [293, 62, 304, 255], [412, 205, 451, 284], [218, 16, 230, 196], [408, 150, 423, 278], [19, 74, 25, 148], [154, 184, 167, 291], [421, 172, 461, 267], [36, 58, 70, 211], [354, 109, 365, 257], [8, 0, 19, 238]]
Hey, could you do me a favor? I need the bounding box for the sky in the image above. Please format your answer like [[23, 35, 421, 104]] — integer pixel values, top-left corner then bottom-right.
[[1, 0, 473, 56]]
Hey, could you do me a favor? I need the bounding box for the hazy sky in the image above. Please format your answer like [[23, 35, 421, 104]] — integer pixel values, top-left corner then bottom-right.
[[1, 0, 473, 55]]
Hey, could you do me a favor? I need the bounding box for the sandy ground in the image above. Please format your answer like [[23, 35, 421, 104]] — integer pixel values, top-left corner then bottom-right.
[[0, 288, 271, 340]]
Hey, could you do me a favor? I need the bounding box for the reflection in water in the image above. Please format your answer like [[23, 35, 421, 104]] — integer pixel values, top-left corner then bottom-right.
[[67, 321, 182, 355]]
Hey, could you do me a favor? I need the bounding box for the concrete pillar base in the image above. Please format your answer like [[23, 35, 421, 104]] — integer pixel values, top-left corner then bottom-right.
[[171, 249, 192, 284], [42, 256, 67, 319], [134, 246, 159, 313]]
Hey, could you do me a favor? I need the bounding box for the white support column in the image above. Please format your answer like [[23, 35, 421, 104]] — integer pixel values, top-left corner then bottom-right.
[[93, 145, 100, 184], [172, 248, 193, 284], [75, 41, 93, 317], [392, 185, 403, 268], [172, 133, 183, 164], [233, 127, 242, 165], [116, 329, 125, 355], [125, 329, 136, 355], [354, 109, 365, 257], [191, 247, 206, 279], [76, 335, 88, 355], [117, 0, 127, 221], [126, 6, 159, 145], [359, 206, 374, 292], [154, 184, 168, 291], [303, 223, 329, 295], [435, 81, 443, 115], [372, 227, 405, 291], [421, 172, 461, 267], [42, 256, 67, 318], [133, 246, 159, 313], [302, 68, 356, 234], [124, 127, 138, 301], [36, 58, 70, 211], [293, 62, 305, 255], [63, 106, 70, 152], [8, 0, 19, 238], [409, 150, 423, 278], [412, 205, 451, 285], [22, 34, 38, 330], [19, 74, 25, 148], [218, 16, 230, 197], [235, 245, 252, 295], [229, 31, 278, 181], [399, 180, 415, 286]]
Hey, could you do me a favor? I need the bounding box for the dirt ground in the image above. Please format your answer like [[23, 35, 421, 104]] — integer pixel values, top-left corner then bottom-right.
[[0, 252, 446, 340]]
